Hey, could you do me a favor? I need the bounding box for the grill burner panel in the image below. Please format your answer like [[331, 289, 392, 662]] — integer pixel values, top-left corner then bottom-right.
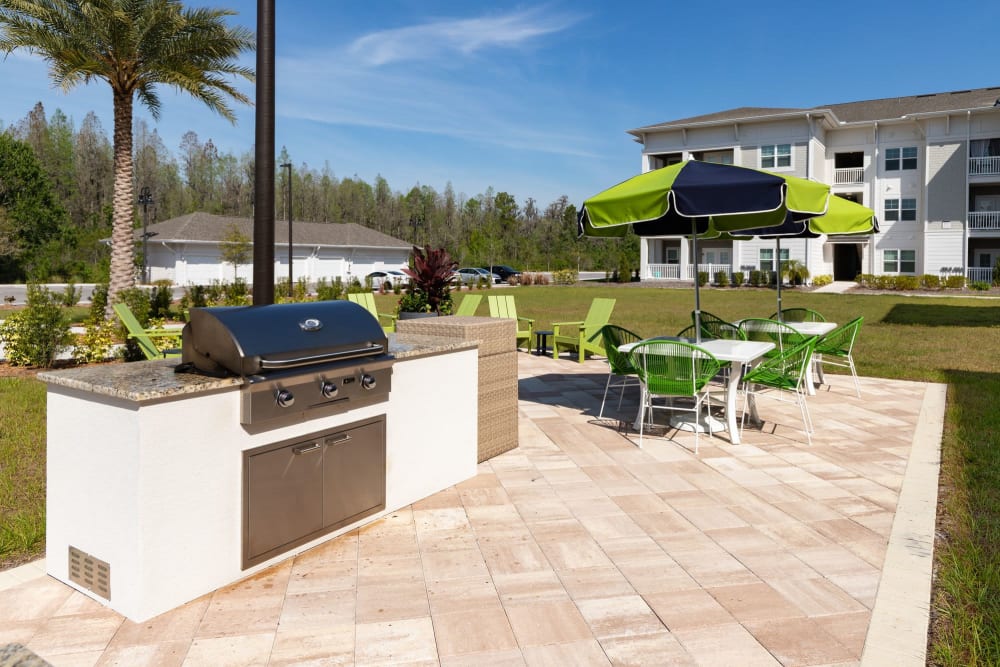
[[241, 357, 392, 425]]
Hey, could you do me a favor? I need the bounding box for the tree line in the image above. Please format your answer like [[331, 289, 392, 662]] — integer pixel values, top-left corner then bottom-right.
[[0, 102, 638, 284]]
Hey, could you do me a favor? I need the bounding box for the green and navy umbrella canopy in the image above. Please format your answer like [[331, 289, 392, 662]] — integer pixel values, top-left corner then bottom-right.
[[579, 160, 832, 238]]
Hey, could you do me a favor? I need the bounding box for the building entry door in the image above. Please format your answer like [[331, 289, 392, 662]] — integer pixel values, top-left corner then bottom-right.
[[834, 244, 862, 281]]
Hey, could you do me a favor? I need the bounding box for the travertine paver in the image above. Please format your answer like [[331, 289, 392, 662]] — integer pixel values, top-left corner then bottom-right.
[[0, 353, 943, 666]]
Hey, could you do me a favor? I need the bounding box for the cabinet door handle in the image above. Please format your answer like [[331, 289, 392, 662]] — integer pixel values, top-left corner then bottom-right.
[[325, 433, 352, 446], [292, 442, 322, 455]]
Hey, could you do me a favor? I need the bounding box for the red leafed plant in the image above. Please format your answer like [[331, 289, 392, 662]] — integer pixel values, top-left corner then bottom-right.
[[399, 245, 456, 315]]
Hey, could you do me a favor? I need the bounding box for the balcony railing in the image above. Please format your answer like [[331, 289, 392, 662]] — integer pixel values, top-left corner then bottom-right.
[[968, 211, 1000, 230], [646, 264, 680, 280], [687, 263, 733, 281], [969, 156, 1000, 176], [834, 167, 864, 185], [967, 267, 995, 283]]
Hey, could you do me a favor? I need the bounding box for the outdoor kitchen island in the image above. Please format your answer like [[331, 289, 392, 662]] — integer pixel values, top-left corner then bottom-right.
[[39, 330, 489, 622]]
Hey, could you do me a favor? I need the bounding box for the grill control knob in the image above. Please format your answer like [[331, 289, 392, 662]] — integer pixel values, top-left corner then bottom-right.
[[275, 389, 295, 408], [320, 381, 339, 399], [360, 373, 377, 390]]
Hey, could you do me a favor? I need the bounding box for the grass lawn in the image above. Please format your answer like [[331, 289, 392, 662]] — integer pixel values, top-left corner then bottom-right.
[[2, 283, 999, 664]]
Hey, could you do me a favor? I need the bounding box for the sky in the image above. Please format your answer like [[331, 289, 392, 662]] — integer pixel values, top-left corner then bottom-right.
[[2, 0, 1000, 210]]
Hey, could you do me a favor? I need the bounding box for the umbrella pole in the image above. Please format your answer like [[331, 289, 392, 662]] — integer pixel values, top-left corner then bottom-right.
[[775, 237, 782, 322], [692, 218, 701, 343]]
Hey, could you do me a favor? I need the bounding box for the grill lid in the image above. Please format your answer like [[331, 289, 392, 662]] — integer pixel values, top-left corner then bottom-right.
[[181, 301, 389, 377]]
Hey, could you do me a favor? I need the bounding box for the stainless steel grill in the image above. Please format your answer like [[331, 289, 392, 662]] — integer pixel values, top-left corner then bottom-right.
[[178, 301, 393, 425]]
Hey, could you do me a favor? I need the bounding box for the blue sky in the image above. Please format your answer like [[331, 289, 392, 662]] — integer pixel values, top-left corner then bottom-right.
[[2, 0, 999, 210]]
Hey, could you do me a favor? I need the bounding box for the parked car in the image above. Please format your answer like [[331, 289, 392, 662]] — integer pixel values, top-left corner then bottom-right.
[[455, 267, 499, 285], [366, 270, 407, 290], [481, 265, 521, 283]]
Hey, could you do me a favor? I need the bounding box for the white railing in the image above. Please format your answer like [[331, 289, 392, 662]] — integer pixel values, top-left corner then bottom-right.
[[968, 211, 1000, 230], [687, 264, 733, 282], [967, 267, 995, 283], [646, 264, 680, 280], [834, 167, 864, 184], [970, 156, 1000, 175]]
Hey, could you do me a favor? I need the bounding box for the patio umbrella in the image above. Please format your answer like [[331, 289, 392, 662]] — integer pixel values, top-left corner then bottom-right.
[[734, 195, 878, 320], [578, 160, 832, 340]]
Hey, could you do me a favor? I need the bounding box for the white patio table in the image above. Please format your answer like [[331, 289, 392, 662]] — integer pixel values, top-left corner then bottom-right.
[[619, 337, 774, 446]]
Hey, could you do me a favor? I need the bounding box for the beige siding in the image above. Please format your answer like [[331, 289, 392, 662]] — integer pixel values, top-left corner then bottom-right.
[[926, 142, 967, 221]]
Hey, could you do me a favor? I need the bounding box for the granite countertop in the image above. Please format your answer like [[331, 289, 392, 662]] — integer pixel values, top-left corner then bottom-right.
[[38, 334, 477, 403]]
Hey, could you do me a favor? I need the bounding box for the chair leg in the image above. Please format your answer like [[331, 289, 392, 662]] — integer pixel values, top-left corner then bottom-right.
[[848, 356, 861, 398], [637, 387, 647, 449], [798, 393, 813, 446], [599, 373, 613, 419]]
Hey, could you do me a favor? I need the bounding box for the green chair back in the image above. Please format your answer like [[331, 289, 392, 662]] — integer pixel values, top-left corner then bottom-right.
[[772, 308, 826, 322], [487, 294, 518, 319], [693, 310, 744, 340], [582, 298, 617, 342], [112, 303, 181, 360], [628, 340, 721, 397], [551, 297, 616, 362], [599, 324, 641, 376], [815, 316, 863, 357], [742, 337, 817, 392], [738, 318, 809, 355], [347, 292, 396, 333], [455, 294, 482, 316]]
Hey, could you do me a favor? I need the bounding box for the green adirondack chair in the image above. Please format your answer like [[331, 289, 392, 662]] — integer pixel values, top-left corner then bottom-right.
[[112, 303, 182, 360], [454, 293, 482, 316], [551, 297, 616, 363], [347, 292, 397, 333], [487, 294, 534, 350]]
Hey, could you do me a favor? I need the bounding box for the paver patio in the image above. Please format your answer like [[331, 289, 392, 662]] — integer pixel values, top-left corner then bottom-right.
[[0, 352, 943, 666]]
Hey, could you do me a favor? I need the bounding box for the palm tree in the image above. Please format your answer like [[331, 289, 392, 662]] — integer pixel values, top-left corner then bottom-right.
[[0, 0, 254, 315]]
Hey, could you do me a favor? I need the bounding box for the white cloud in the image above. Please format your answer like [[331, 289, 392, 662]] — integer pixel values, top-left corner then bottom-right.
[[347, 7, 582, 67]]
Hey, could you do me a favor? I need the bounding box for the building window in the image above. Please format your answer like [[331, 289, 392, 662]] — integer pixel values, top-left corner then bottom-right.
[[759, 247, 788, 273], [883, 249, 916, 274], [885, 198, 917, 222], [760, 144, 791, 169], [666, 248, 679, 264], [885, 147, 917, 171]]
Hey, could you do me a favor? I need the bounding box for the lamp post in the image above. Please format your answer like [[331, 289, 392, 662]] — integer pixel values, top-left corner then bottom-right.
[[280, 162, 293, 297], [138, 186, 154, 284]]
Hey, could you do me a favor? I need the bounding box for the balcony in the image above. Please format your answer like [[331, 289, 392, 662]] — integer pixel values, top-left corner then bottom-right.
[[968, 211, 1000, 231], [646, 263, 680, 280], [969, 156, 1000, 176], [834, 167, 864, 185]]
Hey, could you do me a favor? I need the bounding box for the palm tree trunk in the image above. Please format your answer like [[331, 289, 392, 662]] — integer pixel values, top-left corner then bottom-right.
[[107, 90, 136, 318]]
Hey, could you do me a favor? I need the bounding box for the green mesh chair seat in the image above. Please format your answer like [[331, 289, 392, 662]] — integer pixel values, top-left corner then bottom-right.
[[627, 340, 721, 453], [813, 316, 864, 397], [738, 318, 811, 357], [771, 308, 826, 322], [598, 325, 643, 419], [741, 337, 817, 445]]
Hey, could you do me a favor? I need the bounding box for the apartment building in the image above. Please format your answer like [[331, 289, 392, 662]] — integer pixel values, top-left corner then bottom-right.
[[629, 87, 1000, 284]]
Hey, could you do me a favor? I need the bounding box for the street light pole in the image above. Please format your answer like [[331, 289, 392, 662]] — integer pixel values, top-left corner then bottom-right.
[[280, 162, 293, 297], [138, 186, 153, 284]]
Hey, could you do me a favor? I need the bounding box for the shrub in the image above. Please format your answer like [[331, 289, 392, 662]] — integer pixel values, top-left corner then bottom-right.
[[88, 283, 109, 321], [222, 278, 251, 306], [920, 274, 941, 289], [149, 284, 174, 319], [731, 271, 744, 287], [895, 275, 920, 290], [783, 259, 810, 286], [60, 283, 82, 307], [697, 271, 709, 287], [714, 271, 729, 287], [73, 317, 118, 364], [315, 277, 345, 301], [812, 274, 832, 287], [945, 275, 966, 289], [749, 270, 764, 287], [552, 269, 578, 285], [0, 284, 73, 367], [969, 280, 991, 291]]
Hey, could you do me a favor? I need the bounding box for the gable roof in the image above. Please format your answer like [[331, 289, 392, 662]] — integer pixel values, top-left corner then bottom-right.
[[135, 212, 411, 249], [630, 86, 1000, 134]]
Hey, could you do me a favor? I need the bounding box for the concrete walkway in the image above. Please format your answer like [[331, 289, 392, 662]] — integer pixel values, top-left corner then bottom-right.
[[811, 281, 856, 294], [0, 353, 943, 666]]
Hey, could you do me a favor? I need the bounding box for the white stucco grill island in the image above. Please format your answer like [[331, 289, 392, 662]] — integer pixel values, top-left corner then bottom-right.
[[39, 332, 487, 622]]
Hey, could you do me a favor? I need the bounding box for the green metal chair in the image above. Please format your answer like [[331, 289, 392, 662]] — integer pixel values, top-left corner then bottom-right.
[[771, 307, 826, 322], [112, 303, 182, 360], [552, 297, 616, 362], [627, 339, 721, 453], [487, 294, 534, 350], [738, 318, 811, 357], [813, 316, 864, 397], [597, 324, 643, 420], [692, 310, 744, 340], [347, 292, 397, 333], [740, 337, 817, 445], [454, 294, 482, 316]]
